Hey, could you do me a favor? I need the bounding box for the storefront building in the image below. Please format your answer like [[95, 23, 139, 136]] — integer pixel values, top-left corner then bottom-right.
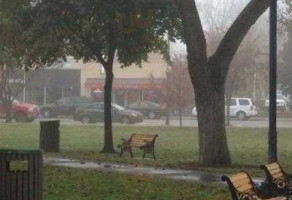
[[85, 78, 165, 107], [81, 53, 168, 107]]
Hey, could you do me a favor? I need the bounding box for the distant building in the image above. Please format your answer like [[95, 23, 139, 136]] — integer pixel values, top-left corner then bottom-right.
[[20, 53, 168, 106], [81, 53, 168, 106], [21, 68, 81, 105]]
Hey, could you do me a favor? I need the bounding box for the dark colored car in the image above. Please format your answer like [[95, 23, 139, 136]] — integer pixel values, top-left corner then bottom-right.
[[40, 96, 95, 118], [127, 101, 165, 119], [74, 103, 143, 124]]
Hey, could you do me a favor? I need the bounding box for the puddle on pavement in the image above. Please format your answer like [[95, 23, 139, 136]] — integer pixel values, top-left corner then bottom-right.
[[44, 157, 227, 183]]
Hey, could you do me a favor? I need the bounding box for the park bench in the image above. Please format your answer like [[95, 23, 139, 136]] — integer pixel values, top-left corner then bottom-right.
[[117, 133, 158, 159], [222, 171, 286, 200], [260, 162, 292, 198]]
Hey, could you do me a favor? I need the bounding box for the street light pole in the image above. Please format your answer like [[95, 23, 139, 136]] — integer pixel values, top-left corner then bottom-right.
[[268, 0, 278, 163], [23, 71, 26, 103]]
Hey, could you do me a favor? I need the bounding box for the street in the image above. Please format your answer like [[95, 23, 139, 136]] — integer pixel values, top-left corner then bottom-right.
[[31, 117, 292, 128], [1, 117, 292, 128]]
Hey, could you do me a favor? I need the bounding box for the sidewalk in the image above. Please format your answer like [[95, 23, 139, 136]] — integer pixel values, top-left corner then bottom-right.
[[44, 157, 263, 185]]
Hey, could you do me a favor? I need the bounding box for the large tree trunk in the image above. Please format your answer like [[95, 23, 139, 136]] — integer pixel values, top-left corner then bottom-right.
[[101, 67, 116, 153], [225, 85, 234, 127], [175, 0, 270, 166], [4, 102, 12, 123], [195, 77, 231, 165], [226, 94, 231, 127]]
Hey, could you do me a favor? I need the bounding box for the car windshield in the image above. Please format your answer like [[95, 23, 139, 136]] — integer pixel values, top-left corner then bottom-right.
[[112, 104, 125, 111]]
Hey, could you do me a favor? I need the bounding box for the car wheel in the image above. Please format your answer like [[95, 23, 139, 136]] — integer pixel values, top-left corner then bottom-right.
[[15, 113, 28, 123], [148, 111, 156, 119], [42, 109, 51, 118], [121, 116, 131, 124], [236, 111, 247, 121], [81, 115, 92, 124]]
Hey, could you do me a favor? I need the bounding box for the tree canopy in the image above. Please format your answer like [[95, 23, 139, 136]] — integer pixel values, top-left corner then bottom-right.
[[280, 0, 292, 96], [9, 0, 181, 152]]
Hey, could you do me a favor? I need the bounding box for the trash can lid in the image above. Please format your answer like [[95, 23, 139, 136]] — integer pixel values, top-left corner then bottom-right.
[[0, 149, 41, 154]]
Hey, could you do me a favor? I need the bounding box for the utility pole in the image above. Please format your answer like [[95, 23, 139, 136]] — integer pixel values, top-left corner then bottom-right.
[[268, 0, 278, 163], [44, 87, 47, 105], [23, 71, 26, 103]]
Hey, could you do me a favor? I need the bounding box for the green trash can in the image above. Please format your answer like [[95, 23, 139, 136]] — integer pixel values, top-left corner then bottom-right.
[[0, 149, 42, 200]]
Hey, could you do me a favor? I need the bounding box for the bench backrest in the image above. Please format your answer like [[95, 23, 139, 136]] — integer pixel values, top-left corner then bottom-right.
[[222, 171, 257, 200], [129, 134, 158, 147], [261, 162, 285, 181]]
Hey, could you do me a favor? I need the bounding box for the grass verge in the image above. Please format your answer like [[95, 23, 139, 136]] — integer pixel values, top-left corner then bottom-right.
[[1, 123, 292, 176], [44, 166, 228, 200]]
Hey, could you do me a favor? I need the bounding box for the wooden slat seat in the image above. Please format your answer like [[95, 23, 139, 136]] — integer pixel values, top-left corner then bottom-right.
[[117, 133, 158, 159], [222, 171, 286, 200], [261, 162, 292, 198]]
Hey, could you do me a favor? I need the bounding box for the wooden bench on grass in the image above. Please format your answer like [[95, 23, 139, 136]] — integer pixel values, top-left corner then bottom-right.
[[222, 171, 286, 200], [261, 162, 292, 198], [117, 133, 158, 159]]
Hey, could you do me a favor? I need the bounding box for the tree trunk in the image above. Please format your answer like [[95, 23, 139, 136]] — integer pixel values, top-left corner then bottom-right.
[[101, 67, 116, 153], [179, 106, 182, 128], [165, 104, 170, 125], [195, 83, 231, 166], [226, 95, 231, 126], [174, 0, 269, 166], [225, 87, 233, 126], [4, 102, 12, 123]]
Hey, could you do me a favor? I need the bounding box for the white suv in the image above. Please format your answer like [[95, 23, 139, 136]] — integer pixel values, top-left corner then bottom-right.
[[265, 94, 289, 112], [192, 98, 258, 120], [228, 98, 257, 120]]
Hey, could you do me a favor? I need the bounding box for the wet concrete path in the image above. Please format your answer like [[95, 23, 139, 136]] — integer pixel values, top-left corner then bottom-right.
[[44, 157, 263, 185]]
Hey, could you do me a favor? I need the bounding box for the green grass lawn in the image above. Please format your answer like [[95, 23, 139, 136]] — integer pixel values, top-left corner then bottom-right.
[[1, 123, 292, 175], [2, 124, 292, 199], [44, 166, 228, 200]]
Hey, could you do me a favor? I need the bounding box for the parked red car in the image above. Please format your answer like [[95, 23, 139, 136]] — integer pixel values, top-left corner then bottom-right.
[[0, 100, 40, 122]]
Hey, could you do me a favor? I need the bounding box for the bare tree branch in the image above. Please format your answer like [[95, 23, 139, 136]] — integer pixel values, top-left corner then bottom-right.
[[210, 0, 270, 77], [174, 0, 208, 79]]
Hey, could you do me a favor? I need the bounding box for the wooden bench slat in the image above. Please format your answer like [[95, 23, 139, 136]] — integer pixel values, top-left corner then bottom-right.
[[230, 172, 249, 182], [236, 183, 253, 193], [263, 162, 285, 180], [232, 178, 252, 189], [266, 163, 280, 171], [269, 167, 282, 175], [272, 172, 284, 179], [130, 134, 157, 148]]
